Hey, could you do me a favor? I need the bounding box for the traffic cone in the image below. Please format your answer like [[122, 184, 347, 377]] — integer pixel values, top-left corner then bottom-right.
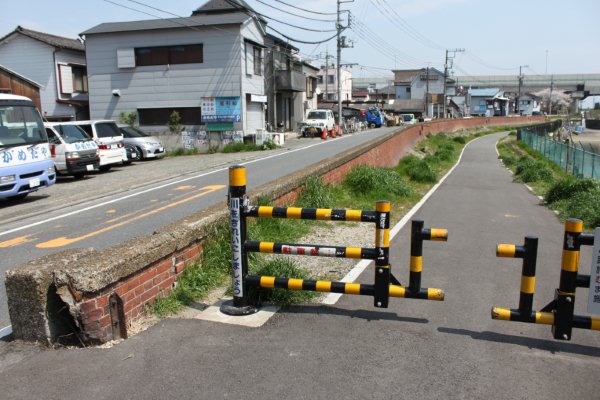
[[321, 127, 327, 140]]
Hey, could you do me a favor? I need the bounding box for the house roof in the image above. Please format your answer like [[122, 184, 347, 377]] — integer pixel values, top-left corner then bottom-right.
[[192, 0, 267, 23], [393, 69, 421, 84], [0, 26, 84, 52], [266, 33, 299, 52], [0, 64, 42, 87], [81, 13, 252, 35], [469, 88, 502, 97]]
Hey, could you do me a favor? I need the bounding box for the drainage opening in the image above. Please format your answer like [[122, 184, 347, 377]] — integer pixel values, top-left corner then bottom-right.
[[46, 284, 84, 347]]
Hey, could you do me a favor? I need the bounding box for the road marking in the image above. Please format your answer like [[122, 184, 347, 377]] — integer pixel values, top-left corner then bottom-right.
[[323, 135, 482, 305], [0, 133, 360, 238], [174, 185, 196, 191], [106, 209, 116, 214], [37, 185, 225, 248], [0, 325, 12, 339], [0, 234, 35, 248]]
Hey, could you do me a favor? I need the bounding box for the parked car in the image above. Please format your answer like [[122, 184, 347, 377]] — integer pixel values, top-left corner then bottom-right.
[[401, 114, 417, 125], [60, 120, 127, 170], [300, 109, 336, 137], [44, 123, 99, 178], [118, 125, 165, 160]]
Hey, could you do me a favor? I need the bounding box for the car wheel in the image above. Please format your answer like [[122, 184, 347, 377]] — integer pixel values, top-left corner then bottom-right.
[[135, 146, 144, 160]]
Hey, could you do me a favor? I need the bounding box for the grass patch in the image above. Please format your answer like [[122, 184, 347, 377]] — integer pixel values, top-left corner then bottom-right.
[[248, 258, 317, 306], [165, 147, 200, 157], [297, 175, 334, 209], [343, 165, 413, 198], [222, 140, 278, 153]]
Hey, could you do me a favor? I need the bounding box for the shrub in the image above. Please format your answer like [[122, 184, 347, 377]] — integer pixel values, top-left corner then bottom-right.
[[434, 148, 455, 162], [555, 190, 600, 228], [453, 136, 467, 144], [297, 175, 334, 209], [344, 165, 412, 198], [514, 158, 553, 183], [397, 156, 437, 183], [545, 178, 599, 204], [248, 258, 316, 306]]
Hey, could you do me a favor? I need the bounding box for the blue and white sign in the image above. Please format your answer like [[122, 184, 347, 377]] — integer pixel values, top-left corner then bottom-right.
[[1, 143, 50, 167], [202, 97, 241, 123]]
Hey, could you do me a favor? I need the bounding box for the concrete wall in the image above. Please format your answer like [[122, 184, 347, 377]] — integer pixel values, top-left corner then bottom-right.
[[5, 116, 544, 345]]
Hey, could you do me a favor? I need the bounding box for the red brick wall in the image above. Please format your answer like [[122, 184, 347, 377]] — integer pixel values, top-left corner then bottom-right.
[[73, 116, 543, 343]]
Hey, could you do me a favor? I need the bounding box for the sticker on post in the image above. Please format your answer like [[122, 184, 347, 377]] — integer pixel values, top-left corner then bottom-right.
[[587, 228, 600, 315]]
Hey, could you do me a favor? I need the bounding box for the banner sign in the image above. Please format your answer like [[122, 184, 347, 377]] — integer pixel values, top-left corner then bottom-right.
[[202, 97, 241, 122]]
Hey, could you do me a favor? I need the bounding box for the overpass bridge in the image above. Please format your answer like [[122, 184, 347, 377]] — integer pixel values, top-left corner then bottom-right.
[[453, 73, 600, 99]]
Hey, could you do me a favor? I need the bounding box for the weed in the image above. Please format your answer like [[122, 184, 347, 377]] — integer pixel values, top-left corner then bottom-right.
[[545, 177, 599, 204], [344, 165, 412, 198], [453, 136, 467, 144], [297, 175, 334, 209], [514, 157, 553, 183], [397, 156, 437, 183]]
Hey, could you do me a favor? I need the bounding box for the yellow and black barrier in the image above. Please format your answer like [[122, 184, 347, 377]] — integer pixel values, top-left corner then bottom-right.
[[221, 165, 447, 315], [492, 219, 600, 340]]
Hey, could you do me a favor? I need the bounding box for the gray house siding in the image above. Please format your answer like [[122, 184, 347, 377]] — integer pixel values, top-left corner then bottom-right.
[[411, 75, 444, 100], [0, 34, 76, 118], [85, 25, 244, 128], [240, 20, 265, 135]]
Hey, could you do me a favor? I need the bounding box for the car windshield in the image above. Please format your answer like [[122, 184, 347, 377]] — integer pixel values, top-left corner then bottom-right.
[[95, 122, 122, 138], [0, 104, 47, 148], [120, 126, 149, 138], [54, 124, 91, 143], [307, 111, 326, 120], [403, 115, 413, 121]]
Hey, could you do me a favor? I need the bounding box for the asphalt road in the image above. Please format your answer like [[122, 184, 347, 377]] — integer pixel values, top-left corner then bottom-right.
[[0, 127, 397, 330], [1, 132, 598, 399]]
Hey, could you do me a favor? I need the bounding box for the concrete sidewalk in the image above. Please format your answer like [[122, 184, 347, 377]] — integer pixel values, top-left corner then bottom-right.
[[1, 132, 599, 399]]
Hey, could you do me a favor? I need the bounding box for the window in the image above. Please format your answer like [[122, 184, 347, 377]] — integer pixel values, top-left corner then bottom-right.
[[327, 75, 335, 84], [317, 75, 323, 84], [46, 129, 60, 145], [138, 107, 201, 126], [406, 87, 411, 93], [253, 47, 262, 76], [306, 77, 316, 98], [72, 66, 88, 93], [327, 93, 335, 100], [135, 44, 203, 66]]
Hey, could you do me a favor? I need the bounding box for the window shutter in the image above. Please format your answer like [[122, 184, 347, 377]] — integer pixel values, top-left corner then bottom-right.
[[117, 48, 136, 68], [59, 65, 73, 94]]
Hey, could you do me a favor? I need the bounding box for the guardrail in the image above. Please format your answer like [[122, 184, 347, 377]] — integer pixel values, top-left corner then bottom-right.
[[492, 219, 600, 340], [222, 165, 447, 315]]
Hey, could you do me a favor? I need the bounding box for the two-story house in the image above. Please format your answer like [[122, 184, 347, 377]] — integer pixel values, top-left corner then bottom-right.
[[316, 65, 352, 102], [264, 34, 319, 132], [80, 0, 268, 136], [0, 26, 89, 120], [391, 68, 455, 118]]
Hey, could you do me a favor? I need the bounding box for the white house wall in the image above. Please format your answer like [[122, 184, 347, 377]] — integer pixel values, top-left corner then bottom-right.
[[85, 25, 244, 127], [239, 20, 266, 134], [0, 34, 76, 118]]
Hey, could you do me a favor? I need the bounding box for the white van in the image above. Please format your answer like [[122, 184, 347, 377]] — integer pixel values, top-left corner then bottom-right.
[[45, 123, 99, 178], [60, 120, 127, 171]]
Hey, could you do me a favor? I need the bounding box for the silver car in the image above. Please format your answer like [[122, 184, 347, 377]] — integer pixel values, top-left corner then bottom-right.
[[118, 125, 165, 160]]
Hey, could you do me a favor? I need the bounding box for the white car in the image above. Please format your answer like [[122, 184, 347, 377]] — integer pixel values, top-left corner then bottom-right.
[[118, 125, 165, 160], [59, 120, 127, 171], [300, 109, 336, 137], [45, 123, 99, 178]]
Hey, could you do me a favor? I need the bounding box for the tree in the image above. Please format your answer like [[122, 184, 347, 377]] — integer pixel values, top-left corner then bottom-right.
[[119, 111, 137, 127], [533, 88, 572, 114], [168, 110, 183, 135]]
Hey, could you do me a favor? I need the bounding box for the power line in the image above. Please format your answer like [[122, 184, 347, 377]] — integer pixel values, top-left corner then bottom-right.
[[273, 0, 338, 16], [253, 0, 337, 23]]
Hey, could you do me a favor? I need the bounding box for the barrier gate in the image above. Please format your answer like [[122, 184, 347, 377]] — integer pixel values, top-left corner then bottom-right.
[[492, 219, 600, 340], [221, 165, 447, 315]]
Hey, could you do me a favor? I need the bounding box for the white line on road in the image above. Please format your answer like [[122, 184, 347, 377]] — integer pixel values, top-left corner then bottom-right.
[[0, 325, 12, 338]]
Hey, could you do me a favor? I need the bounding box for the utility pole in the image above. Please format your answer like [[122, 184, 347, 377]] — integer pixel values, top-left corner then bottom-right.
[[337, 0, 353, 130], [516, 64, 528, 114], [425, 66, 430, 118], [443, 48, 464, 118], [549, 74, 554, 115], [325, 50, 329, 101]]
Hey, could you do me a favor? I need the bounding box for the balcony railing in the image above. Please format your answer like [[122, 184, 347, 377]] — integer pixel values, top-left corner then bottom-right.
[[275, 69, 305, 92]]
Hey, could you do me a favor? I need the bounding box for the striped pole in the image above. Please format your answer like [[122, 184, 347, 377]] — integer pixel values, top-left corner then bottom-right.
[[409, 220, 448, 294], [246, 275, 445, 301], [220, 165, 256, 315], [244, 241, 377, 260], [553, 219, 583, 340], [245, 206, 377, 223], [374, 201, 390, 308]]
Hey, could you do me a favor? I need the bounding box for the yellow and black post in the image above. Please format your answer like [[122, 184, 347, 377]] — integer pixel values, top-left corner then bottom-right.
[[221, 165, 256, 315], [409, 220, 448, 294], [374, 200, 390, 308], [494, 236, 539, 322], [553, 219, 583, 340]]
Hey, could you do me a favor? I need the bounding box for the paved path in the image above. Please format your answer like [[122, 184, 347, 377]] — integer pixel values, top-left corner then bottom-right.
[[1, 132, 599, 399]]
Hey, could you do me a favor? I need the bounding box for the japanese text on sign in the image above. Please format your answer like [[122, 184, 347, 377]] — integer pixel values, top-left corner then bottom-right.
[[587, 228, 600, 315], [230, 197, 243, 297]]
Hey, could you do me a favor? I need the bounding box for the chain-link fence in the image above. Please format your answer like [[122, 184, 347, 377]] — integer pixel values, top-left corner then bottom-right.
[[518, 122, 600, 180]]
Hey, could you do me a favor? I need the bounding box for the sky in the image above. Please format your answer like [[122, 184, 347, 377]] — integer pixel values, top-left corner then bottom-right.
[[1, 0, 599, 104]]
